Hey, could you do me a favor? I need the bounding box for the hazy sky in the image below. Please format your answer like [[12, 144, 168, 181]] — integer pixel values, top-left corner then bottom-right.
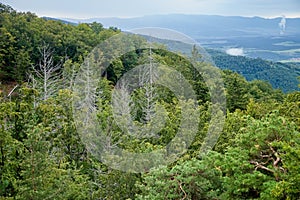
[[2, 0, 300, 18]]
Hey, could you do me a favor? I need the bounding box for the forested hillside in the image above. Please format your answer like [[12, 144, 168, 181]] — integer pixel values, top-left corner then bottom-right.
[[1, 4, 300, 200], [0, 3, 120, 84], [208, 49, 300, 92], [129, 35, 300, 93]]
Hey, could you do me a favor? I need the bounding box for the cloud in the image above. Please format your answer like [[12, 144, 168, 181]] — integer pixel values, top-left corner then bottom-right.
[[226, 48, 245, 56]]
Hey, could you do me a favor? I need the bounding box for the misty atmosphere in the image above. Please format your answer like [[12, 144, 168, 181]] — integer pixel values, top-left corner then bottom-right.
[[0, 1, 300, 199]]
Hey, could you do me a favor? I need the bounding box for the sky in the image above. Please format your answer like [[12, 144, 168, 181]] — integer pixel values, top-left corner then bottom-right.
[[2, 0, 300, 19]]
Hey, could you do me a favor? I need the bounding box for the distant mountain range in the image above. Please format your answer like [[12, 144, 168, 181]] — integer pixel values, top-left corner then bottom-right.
[[61, 14, 300, 62], [62, 14, 300, 37]]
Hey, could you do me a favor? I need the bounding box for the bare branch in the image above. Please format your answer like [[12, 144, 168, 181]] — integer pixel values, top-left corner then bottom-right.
[[7, 84, 19, 98], [177, 180, 187, 200], [30, 44, 62, 101], [270, 146, 281, 167], [250, 160, 275, 173]]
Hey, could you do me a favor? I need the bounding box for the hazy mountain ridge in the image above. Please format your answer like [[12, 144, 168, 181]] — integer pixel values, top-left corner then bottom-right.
[[62, 14, 300, 62], [62, 14, 300, 38]]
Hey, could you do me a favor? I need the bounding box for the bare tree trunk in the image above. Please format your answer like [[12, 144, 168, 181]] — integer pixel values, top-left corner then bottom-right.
[[29, 44, 62, 101]]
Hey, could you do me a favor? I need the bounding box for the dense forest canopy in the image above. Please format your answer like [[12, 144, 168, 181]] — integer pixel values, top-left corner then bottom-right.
[[208, 49, 300, 93], [0, 3, 300, 200]]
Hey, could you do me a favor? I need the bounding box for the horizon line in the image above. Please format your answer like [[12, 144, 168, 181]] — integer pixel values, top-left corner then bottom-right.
[[40, 13, 300, 21]]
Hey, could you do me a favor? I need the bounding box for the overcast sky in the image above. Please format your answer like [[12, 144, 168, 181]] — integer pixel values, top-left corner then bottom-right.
[[2, 0, 300, 19]]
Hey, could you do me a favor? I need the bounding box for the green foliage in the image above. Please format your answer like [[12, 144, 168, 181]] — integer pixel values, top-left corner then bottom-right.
[[223, 70, 251, 111], [17, 124, 89, 200], [209, 49, 300, 92], [0, 5, 118, 82], [220, 113, 299, 199], [0, 4, 299, 200], [0, 101, 22, 197], [136, 154, 222, 200], [0, 86, 91, 199]]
